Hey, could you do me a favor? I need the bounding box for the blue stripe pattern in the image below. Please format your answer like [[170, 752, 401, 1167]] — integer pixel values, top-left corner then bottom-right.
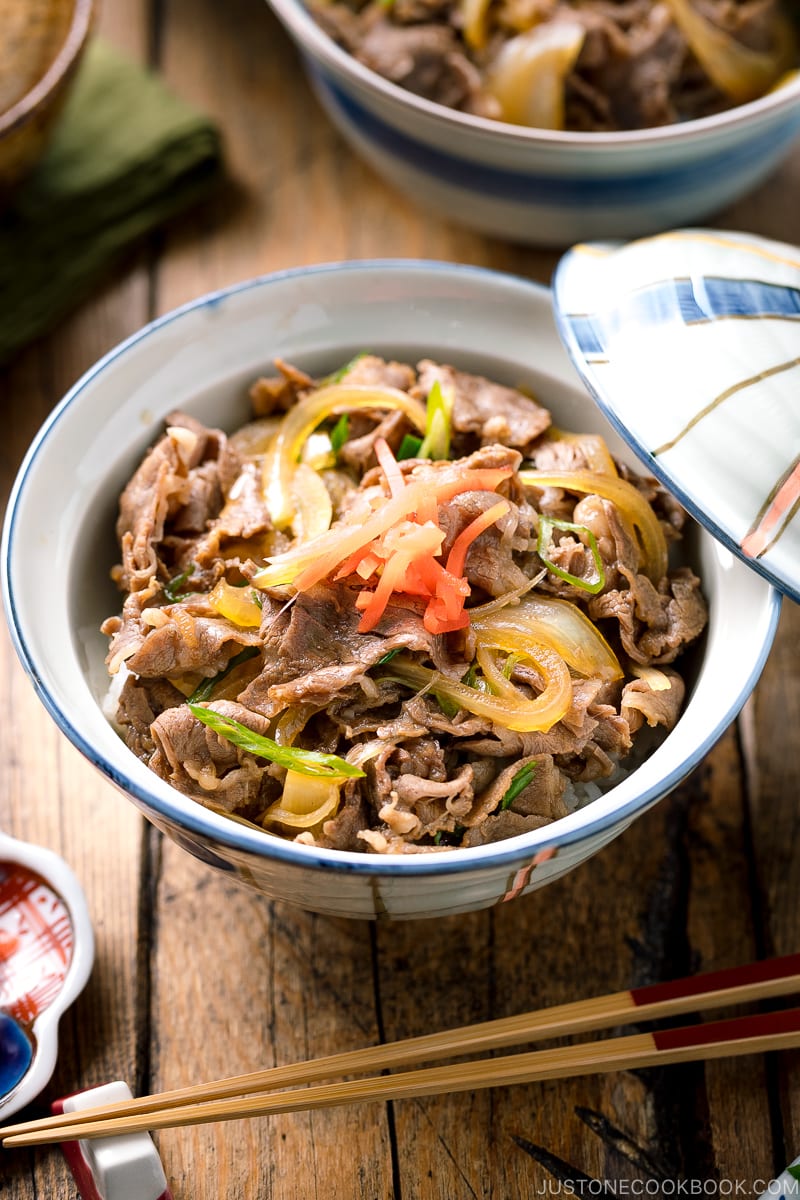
[[568, 276, 800, 357], [309, 63, 800, 207]]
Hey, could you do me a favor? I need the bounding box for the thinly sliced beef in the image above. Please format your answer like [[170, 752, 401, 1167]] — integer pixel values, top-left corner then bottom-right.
[[249, 359, 314, 416], [114, 673, 185, 760], [125, 606, 262, 679], [240, 583, 440, 717], [621, 670, 686, 734], [112, 412, 242, 595], [416, 360, 551, 451], [461, 754, 567, 845], [149, 700, 275, 814], [355, 20, 482, 109], [589, 566, 708, 664], [438, 489, 534, 596]]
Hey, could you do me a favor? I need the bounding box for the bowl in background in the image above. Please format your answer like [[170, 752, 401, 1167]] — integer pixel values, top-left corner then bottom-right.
[[265, 0, 800, 247], [0, 830, 94, 1118], [0, 0, 94, 195], [1, 261, 781, 920]]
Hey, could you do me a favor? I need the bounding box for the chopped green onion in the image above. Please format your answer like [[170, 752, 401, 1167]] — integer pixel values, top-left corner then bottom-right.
[[163, 568, 193, 603], [377, 647, 402, 665], [502, 652, 521, 679], [461, 661, 479, 689], [329, 413, 350, 454], [537, 516, 606, 595], [500, 762, 536, 810], [250, 590, 263, 609], [187, 647, 261, 704], [461, 662, 491, 693], [188, 704, 365, 779], [419, 379, 453, 460], [397, 433, 423, 460], [434, 690, 460, 718]]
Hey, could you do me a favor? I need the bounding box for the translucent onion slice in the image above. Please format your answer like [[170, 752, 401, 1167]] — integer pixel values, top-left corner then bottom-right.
[[664, 0, 794, 102], [262, 771, 341, 829], [262, 384, 428, 529], [518, 468, 668, 583], [290, 462, 333, 541], [485, 22, 585, 130], [462, 0, 492, 51], [208, 579, 263, 627], [472, 594, 623, 681], [385, 650, 572, 732]]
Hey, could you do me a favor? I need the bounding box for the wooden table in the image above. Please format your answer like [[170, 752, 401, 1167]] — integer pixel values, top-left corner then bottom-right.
[[3, 1, 799, 1194]]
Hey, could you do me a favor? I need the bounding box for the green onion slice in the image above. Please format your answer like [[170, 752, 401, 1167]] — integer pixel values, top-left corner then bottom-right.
[[500, 762, 536, 810], [397, 433, 423, 461], [419, 379, 453, 460], [188, 703, 365, 779], [537, 516, 606, 594], [163, 568, 193, 603], [329, 413, 350, 454]]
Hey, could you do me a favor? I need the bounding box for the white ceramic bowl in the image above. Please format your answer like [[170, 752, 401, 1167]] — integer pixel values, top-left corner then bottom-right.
[[1, 261, 781, 920], [266, 0, 800, 247]]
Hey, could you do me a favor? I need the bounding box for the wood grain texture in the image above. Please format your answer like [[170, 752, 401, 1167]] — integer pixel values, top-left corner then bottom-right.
[[0, 0, 798, 1194]]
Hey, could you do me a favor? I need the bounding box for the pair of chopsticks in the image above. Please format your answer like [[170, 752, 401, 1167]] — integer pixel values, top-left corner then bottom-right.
[[3, 952, 799, 1148]]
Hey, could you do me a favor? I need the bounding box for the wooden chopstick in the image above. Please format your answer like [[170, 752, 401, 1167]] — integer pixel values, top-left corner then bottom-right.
[[5, 1006, 800, 1147], [2, 952, 798, 1146]]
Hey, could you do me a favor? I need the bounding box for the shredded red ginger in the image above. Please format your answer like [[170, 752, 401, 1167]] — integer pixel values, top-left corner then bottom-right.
[[308, 438, 511, 635]]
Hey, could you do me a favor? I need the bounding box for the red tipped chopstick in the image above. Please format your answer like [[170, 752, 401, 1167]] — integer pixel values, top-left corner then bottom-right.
[[2, 952, 798, 1147]]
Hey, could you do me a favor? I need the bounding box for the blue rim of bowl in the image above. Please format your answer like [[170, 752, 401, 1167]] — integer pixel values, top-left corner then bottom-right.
[[266, 0, 800, 151], [1, 260, 783, 879]]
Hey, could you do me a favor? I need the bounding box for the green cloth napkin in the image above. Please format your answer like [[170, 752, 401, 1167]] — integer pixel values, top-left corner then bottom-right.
[[0, 38, 223, 365]]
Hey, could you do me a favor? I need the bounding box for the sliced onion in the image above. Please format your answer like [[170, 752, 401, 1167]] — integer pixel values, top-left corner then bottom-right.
[[485, 21, 585, 130], [385, 650, 572, 733], [462, 0, 493, 50], [664, 0, 793, 102], [290, 463, 333, 542], [472, 594, 623, 681], [262, 384, 427, 529], [518, 468, 668, 583], [262, 771, 341, 828], [208, 579, 263, 627]]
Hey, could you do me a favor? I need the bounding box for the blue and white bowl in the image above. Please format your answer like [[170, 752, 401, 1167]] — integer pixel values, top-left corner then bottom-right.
[[265, 0, 800, 247], [1, 261, 780, 920]]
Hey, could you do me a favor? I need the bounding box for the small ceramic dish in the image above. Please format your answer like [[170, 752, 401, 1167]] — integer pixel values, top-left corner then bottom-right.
[[552, 227, 800, 605], [0, 261, 781, 920], [0, 830, 94, 1118]]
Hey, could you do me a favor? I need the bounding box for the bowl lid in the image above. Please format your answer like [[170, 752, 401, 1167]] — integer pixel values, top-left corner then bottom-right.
[[552, 228, 800, 603]]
